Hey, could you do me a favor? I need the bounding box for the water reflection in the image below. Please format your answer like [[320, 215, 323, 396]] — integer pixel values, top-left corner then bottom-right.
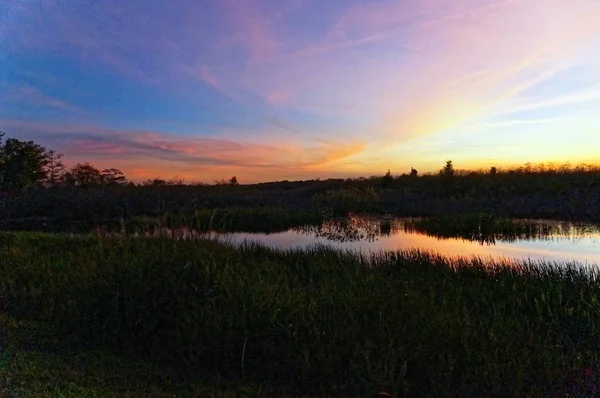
[[403, 219, 597, 245], [107, 215, 600, 265], [294, 215, 395, 243], [228, 216, 600, 265], [294, 215, 600, 246]]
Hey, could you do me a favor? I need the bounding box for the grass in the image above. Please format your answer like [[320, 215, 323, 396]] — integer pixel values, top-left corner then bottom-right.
[[0, 313, 278, 397], [161, 208, 324, 233], [0, 208, 325, 235], [1, 231, 600, 396]]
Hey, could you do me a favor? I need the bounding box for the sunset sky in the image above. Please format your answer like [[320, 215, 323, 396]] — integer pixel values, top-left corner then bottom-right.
[[1, 0, 600, 183]]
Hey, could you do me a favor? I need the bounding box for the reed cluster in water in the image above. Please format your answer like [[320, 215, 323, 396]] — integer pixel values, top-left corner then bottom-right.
[[1, 231, 599, 396]]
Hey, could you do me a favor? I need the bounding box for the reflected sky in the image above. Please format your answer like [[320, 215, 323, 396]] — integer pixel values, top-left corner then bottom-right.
[[223, 219, 600, 265]]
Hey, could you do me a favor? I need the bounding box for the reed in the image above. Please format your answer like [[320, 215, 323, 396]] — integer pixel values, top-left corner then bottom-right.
[[1, 231, 599, 396]]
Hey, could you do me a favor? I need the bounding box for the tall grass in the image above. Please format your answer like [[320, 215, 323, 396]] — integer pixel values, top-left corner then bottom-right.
[[0, 207, 325, 235], [1, 232, 600, 396], [163, 207, 324, 233]]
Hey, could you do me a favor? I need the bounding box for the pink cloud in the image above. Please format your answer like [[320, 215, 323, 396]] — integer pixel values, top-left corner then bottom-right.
[[203, 0, 600, 129], [218, 0, 279, 61], [0, 118, 367, 182], [5, 0, 600, 178], [265, 91, 292, 106], [199, 65, 219, 89]]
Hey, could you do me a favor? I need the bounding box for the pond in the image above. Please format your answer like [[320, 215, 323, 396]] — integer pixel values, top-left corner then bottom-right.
[[215, 216, 600, 266]]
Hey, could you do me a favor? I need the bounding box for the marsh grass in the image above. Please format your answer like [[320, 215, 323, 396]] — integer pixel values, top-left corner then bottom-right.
[[101, 208, 325, 236], [0, 208, 325, 236], [1, 231, 600, 396], [0, 313, 274, 397]]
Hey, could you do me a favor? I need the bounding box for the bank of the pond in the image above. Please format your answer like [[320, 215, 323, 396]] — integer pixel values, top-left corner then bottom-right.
[[0, 208, 326, 235], [2, 232, 600, 396]]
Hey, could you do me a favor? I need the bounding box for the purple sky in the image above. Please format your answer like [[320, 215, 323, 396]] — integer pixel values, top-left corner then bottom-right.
[[1, 0, 599, 182]]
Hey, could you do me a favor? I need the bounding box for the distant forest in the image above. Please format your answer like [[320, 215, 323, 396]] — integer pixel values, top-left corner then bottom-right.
[[2, 132, 600, 227], [2, 132, 599, 191]]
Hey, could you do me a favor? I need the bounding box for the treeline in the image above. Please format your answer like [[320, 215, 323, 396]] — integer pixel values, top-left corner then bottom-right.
[[0, 133, 128, 191], [3, 132, 599, 193], [0, 133, 244, 193], [1, 133, 600, 228]]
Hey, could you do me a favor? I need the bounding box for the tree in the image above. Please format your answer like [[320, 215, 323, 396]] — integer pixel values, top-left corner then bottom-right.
[[490, 166, 497, 175], [0, 134, 49, 192], [44, 150, 65, 187], [382, 169, 393, 186], [68, 163, 103, 186], [166, 176, 185, 186], [229, 176, 238, 186], [410, 167, 418, 177], [142, 178, 166, 186], [440, 160, 455, 177], [101, 168, 127, 185]]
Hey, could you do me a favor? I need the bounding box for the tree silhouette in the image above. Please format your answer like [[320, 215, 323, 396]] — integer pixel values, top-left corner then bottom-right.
[[44, 150, 65, 187], [410, 167, 418, 177], [0, 135, 49, 192], [229, 176, 239, 186], [440, 160, 455, 177], [382, 169, 393, 186], [67, 163, 103, 186], [143, 178, 166, 186], [101, 168, 127, 185], [490, 166, 497, 175]]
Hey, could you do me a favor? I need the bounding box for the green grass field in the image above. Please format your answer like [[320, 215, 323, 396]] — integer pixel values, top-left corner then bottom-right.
[[1, 231, 600, 396]]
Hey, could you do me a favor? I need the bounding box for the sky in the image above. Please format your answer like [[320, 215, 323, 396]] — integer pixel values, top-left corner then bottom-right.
[[1, 0, 600, 183]]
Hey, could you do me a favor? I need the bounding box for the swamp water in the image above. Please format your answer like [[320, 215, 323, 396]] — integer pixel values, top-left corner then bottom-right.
[[211, 216, 600, 266]]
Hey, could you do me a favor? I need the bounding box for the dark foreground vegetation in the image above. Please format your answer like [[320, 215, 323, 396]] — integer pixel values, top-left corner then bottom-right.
[[2, 232, 600, 396], [0, 313, 266, 397]]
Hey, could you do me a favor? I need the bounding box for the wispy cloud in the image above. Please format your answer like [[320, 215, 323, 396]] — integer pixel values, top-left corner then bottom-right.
[[218, 0, 280, 61], [198, 65, 219, 90], [493, 87, 600, 116], [3, 84, 84, 113], [0, 117, 367, 181], [2, 0, 600, 179]]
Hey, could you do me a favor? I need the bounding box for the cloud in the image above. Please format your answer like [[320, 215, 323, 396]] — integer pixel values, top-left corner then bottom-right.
[[302, 142, 367, 170], [269, 118, 302, 135], [369, 0, 600, 140], [0, 117, 368, 181], [3, 84, 83, 113], [3, 0, 600, 180], [218, 0, 280, 61], [185, 0, 600, 147], [2, 1, 217, 85], [198, 65, 219, 90], [493, 86, 600, 116]]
